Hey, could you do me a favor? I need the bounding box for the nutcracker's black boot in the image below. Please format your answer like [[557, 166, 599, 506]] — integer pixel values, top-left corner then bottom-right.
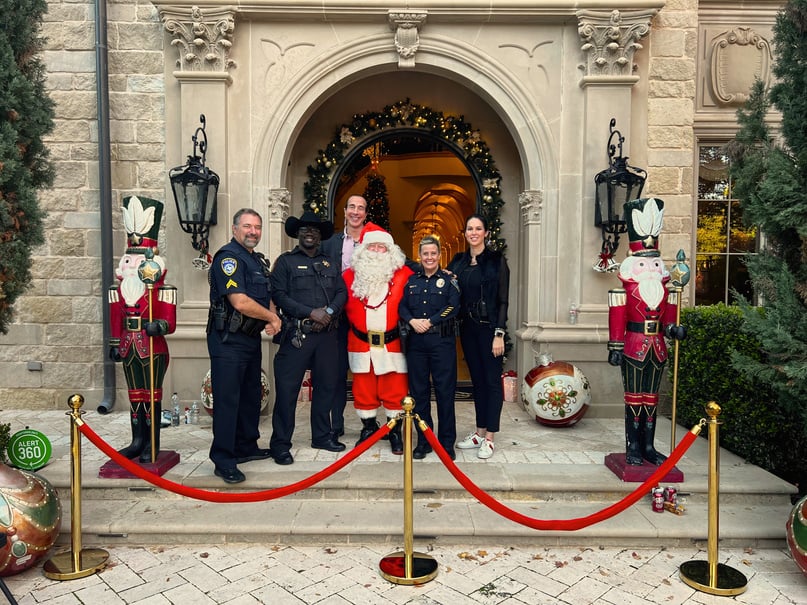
[[139, 402, 162, 463], [388, 421, 403, 455], [117, 405, 146, 459], [624, 406, 643, 465], [641, 407, 667, 465], [355, 417, 380, 446]]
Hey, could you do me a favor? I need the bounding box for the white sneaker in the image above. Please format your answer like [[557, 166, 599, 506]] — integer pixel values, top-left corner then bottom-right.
[[477, 440, 495, 459], [457, 432, 483, 449]]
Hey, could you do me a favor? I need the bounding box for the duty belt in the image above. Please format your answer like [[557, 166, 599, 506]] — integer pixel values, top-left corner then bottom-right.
[[352, 325, 400, 347], [627, 320, 660, 336]]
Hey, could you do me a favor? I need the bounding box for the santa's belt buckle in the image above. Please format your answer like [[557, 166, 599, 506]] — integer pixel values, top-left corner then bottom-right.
[[125, 317, 142, 332], [644, 320, 659, 335], [367, 330, 384, 347]]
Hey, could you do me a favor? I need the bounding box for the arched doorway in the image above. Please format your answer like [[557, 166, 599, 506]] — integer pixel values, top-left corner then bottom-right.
[[302, 100, 508, 254]]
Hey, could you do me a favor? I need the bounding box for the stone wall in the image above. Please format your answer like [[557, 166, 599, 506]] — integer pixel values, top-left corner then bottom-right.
[[0, 1, 165, 409]]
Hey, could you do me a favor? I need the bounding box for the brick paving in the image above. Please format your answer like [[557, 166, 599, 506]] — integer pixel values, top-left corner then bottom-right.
[[4, 542, 805, 604]]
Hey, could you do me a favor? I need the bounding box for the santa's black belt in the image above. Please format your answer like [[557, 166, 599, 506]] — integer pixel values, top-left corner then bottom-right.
[[352, 326, 400, 347], [627, 320, 660, 336]]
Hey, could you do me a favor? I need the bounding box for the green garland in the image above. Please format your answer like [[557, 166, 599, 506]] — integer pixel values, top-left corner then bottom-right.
[[303, 99, 506, 250]]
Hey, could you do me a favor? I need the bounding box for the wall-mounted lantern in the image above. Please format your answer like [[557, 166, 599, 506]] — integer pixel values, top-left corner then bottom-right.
[[169, 114, 219, 264], [593, 118, 646, 272]]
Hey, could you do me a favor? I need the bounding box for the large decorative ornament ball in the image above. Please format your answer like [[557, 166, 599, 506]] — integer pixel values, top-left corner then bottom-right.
[[201, 369, 270, 416], [522, 355, 591, 427], [786, 493, 807, 577], [0, 464, 61, 576]]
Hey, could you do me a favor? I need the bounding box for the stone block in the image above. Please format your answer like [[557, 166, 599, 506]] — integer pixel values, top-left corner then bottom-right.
[[128, 75, 164, 94], [117, 23, 164, 51], [52, 91, 97, 119], [48, 230, 87, 257], [650, 58, 696, 81], [0, 363, 43, 388], [47, 280, 94, 297], [648, 126, 692, 149], [648, 99, 694, 126], [43, 50, 96, 74], [651, 29, 687, 57], [17, 296, 73, 322], [46, 323, 102, 346], [0, 324, 43, 346], [47, 119, 91, 143], [73, 297, 103, 324], [64, 212, 100, 230], [52, 161, 89, 188]]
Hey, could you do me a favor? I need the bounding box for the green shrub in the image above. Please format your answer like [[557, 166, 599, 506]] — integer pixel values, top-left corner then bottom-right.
[[673, 304, 806, 493]]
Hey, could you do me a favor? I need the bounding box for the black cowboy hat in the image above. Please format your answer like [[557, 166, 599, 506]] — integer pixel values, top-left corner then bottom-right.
[[284, 211, 334, 241]]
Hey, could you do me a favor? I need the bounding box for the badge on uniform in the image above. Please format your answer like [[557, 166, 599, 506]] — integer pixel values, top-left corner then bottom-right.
[[322, 259, 331, 268], [436, 278, 445, 288], [221, 257, 238, 276]]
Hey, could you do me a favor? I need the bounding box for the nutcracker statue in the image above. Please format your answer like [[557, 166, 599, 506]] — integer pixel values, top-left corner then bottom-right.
[[108, 196, 177, 463], [607, 198, 686, 466]]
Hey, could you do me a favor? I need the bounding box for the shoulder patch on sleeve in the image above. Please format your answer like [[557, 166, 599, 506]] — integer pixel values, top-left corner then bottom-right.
[[221, 257, 238, 276]]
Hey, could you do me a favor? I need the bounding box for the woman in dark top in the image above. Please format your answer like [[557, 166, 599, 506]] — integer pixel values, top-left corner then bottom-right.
[[447, 214, 510, 459]]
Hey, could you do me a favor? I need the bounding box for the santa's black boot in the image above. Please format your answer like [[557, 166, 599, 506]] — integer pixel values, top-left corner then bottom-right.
[[388, 422, 403, 455], [117, 405, 146, 459], [624, 406, 643, 465], [356, 417, 380, 445], [641, 407, 667, 465], [139, 402, 162, 463]]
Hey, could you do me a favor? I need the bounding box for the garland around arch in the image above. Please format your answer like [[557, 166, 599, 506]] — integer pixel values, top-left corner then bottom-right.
[[303, 99, 507, 251]]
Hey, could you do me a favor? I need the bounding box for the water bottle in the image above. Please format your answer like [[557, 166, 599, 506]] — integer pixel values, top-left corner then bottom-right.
[[171, 393, 180, 427], [190, 401, 200, 425]]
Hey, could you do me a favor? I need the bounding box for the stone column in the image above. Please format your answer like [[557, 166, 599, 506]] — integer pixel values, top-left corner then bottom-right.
[[577, 8, 655, 302], [160, 5, 235, 305], [265, 188, 291, 266]]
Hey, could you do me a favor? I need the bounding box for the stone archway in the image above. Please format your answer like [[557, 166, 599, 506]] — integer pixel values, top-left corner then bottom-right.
[[302, 100, 510, 251]]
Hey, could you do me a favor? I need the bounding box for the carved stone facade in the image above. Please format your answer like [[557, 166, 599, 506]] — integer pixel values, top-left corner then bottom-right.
[[0, 1, 783, 413]]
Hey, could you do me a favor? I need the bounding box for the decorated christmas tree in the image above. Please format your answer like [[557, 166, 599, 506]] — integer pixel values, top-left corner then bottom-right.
[[0, 0, 55, 333], [728, 1, 807, 440], [363, 171, 390, 232]]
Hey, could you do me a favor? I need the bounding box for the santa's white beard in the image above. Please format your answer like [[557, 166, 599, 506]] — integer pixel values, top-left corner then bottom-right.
[[120, 275, 146, 305], [351, 248, 403, 302], [636, 273, 665, 308]]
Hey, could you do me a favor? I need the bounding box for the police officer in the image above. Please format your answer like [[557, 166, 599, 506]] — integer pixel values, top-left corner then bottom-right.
[[207, 208, 282, 484], [399, 235, 460, 460], [269, 211, 348, 465]]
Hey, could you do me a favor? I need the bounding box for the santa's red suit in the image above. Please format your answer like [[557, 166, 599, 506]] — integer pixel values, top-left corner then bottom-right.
[[343, 264, 413, 414]]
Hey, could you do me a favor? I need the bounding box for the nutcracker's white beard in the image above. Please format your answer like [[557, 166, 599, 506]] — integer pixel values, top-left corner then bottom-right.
[[635, 272, 665, 309], [351, 246, 405, 302], [120, 275, 146, 305]]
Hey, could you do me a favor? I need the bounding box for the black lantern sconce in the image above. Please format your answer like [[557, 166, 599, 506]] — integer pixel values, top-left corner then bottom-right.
[[593, 118, 647, 272], [169, 114, 219, 257]]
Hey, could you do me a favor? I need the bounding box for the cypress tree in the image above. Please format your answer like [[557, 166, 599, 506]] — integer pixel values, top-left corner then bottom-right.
[[728, 1, 807, 439], [0, 0, 54, 333]]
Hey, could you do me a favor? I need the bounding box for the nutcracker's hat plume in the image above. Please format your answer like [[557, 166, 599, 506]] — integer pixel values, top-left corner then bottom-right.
[[122, 195, 163, 254], [624, 197, 664, 257]]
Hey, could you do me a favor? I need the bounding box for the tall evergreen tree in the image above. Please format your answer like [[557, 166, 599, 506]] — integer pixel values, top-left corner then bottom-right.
[[0, 0, 54, 333], [728, 1, 807, 433], [363, 171, 390, 232]]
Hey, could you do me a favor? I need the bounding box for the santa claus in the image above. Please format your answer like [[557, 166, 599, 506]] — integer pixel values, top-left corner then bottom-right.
[[342, 226, 414, 454]]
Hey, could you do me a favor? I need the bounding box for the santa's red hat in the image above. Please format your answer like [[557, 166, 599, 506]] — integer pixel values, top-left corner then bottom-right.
[[359, 222, 393, 247]]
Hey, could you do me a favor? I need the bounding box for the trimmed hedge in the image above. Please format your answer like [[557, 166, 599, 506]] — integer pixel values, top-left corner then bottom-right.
[[673, 304, 806, 494]]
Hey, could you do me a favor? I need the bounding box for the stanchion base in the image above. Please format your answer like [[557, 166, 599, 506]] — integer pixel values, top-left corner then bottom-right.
[[679, 560, 748, 596], [604, 453, 684, 483], [42, 548, 109, 580], [379, 551, 439, 585], [99, 450, 180, 478]]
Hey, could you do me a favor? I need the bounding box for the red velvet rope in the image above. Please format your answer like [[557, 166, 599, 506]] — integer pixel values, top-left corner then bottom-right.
[[422, 424, 700, 531], [77, 418, 391, 503]]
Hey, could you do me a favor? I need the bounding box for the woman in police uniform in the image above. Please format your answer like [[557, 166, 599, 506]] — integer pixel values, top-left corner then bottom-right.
[[447, 214, 510, 460], [399, 236, 460, 460]]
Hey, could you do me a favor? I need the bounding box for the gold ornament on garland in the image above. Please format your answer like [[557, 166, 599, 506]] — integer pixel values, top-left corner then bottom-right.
[[303, 99, 507, 251]]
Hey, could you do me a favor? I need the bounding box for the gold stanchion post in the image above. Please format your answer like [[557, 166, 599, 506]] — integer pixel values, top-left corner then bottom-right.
[[379, 396, 438, 585], [679, 401, 747, 596], [43, 394, 110, 580], [668, 249, 690, 455]]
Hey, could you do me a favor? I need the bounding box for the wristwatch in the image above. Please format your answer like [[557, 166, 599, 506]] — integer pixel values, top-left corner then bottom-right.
[[326, 307, 334, 316], [494, 328, 505, 338]]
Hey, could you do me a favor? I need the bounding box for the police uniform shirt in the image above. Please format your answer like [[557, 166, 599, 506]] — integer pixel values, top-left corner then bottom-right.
[[210, 239, 271, 316], [270, 247, 346, 319], [400, 269, 460, 329]]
